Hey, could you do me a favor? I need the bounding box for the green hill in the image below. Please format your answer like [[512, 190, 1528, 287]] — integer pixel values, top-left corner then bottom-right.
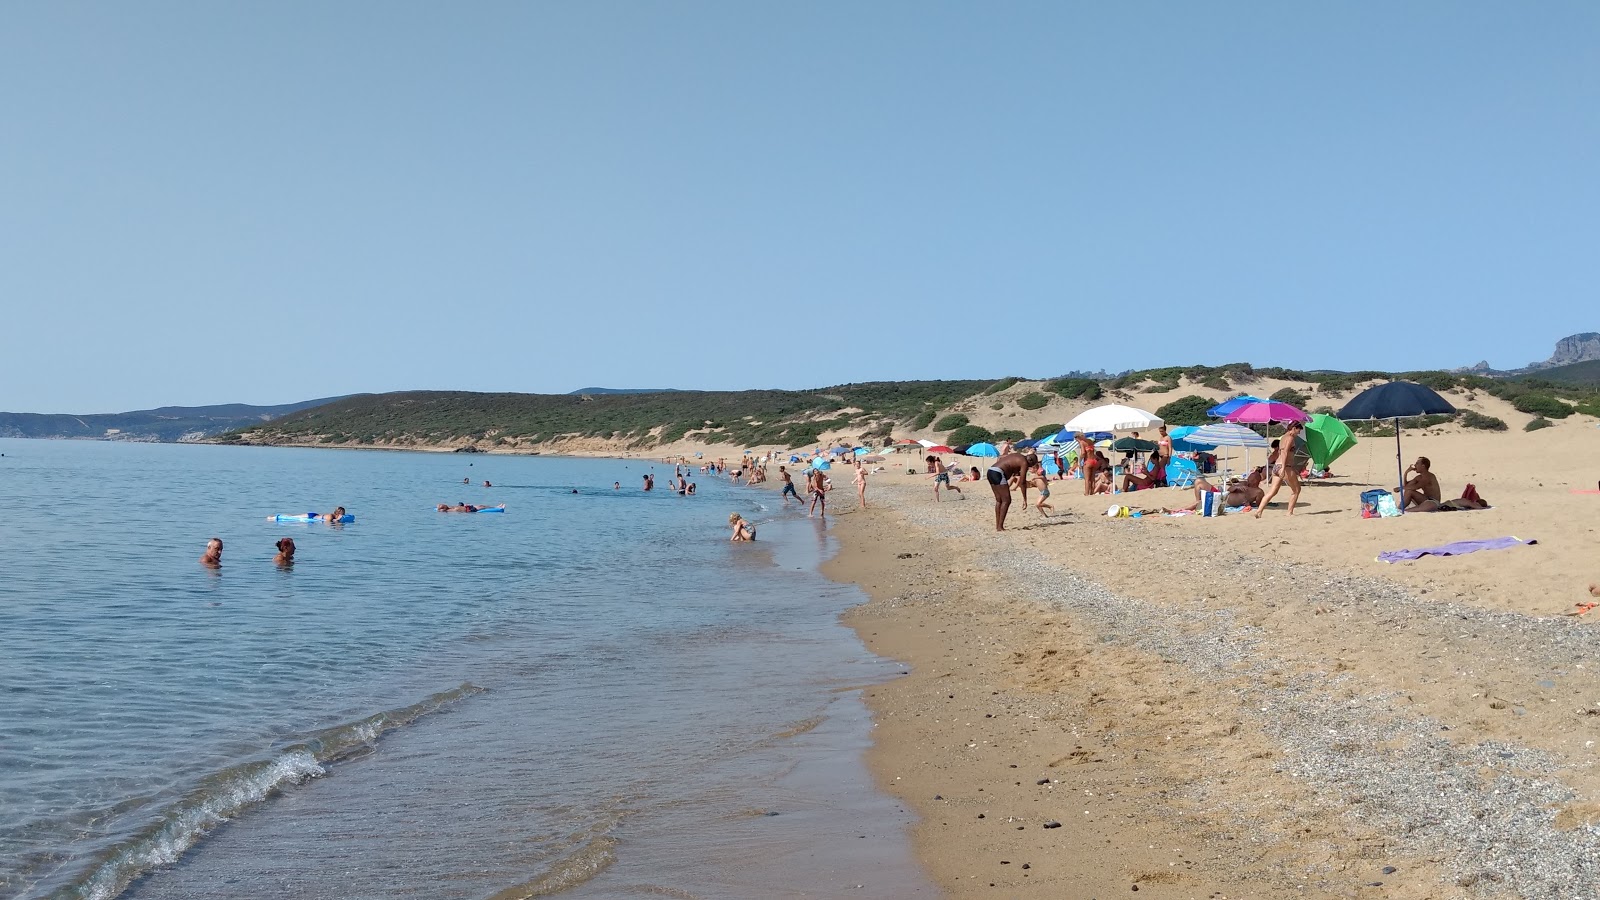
[[0, 397, 350, 442], [1514, 358, 1600, 387], [225, 382, 996, 451]]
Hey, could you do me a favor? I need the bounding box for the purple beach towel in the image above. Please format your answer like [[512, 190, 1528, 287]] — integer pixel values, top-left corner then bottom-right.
[[1377, 536, 1535, 563]]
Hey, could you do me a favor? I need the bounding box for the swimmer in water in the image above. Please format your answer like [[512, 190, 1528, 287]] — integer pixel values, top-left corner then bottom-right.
[[324, 506, 346, 523], [484, 481, 492, 488], [200, 537, 223, 568], [729, 512, 756, 542], [614, 482, 621, 490], [274, 537, 296, 566], [463, 477, 470, 484]]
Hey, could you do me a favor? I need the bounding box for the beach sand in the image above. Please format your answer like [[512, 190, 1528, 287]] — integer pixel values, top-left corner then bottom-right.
[[803, 416, 1599, 897]]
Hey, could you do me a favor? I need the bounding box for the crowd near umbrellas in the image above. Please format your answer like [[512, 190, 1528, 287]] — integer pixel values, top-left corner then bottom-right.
[[1337, 381, 1456, 513], [1062, 404, 1164, 433], [1304, 414, 1357, 469]]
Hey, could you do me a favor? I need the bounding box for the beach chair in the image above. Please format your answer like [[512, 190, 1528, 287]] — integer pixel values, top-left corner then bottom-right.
[[1165, 457, 1199, 488]]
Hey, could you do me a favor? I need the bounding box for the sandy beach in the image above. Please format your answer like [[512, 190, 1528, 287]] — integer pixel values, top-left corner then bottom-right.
[[772, 412, 1600, 898]]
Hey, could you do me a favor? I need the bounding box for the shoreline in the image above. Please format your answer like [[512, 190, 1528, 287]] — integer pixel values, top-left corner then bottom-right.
[[808, 434, 1600, 897]]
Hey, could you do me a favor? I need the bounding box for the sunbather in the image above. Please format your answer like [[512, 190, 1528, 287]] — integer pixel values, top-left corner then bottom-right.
[[1399, 457, 1443, 511], [1171, 469, 1265, 512]]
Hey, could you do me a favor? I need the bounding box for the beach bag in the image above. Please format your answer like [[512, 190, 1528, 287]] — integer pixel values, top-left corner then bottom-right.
[[1360, 489, 1390, 519], [1198, 490, 1223, 517]]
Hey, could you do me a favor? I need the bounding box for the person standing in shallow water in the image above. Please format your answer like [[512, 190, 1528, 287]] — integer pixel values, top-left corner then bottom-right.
[[808, 467, 828, 518], [200, 538, 223, 568], [274, 537, 296, 567]]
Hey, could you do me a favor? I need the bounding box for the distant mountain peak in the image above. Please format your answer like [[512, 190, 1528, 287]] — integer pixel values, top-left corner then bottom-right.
[[1527, 332, 1600, 371]]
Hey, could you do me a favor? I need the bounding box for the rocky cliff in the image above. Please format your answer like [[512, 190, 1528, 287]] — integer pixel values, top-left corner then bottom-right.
[[1528, 333, 1600, 370]]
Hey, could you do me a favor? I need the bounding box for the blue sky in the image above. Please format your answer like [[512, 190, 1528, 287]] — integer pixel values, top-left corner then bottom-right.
[[3, 3, 1596, 412]]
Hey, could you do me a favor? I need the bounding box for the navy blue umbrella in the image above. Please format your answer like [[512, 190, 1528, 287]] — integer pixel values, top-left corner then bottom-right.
[[1337, 381, 1456, 512]]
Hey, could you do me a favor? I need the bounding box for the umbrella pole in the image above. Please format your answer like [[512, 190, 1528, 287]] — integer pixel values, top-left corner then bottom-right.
[[1394, 417, 1404, 516]]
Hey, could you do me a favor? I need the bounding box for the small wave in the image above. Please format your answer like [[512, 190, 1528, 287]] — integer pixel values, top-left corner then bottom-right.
[[486, 835, 618, 899], [52, 683, 485, 900]]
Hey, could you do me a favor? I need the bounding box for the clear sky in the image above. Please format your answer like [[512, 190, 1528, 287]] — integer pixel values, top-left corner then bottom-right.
[[3, 3, 1596, 412]]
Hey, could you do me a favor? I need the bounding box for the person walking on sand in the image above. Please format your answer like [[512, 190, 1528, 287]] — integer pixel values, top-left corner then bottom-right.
[[1255, 421, 1306, 517], [808, 467, 829, 518], [1030, 462, 1053, 517], [853, 461, 868, 509], [929, 455, 962, 501], [986, 450, 1037, 531]]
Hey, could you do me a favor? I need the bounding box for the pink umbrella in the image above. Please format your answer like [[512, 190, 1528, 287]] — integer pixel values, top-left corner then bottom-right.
[[1223, 401, 1310, 425]]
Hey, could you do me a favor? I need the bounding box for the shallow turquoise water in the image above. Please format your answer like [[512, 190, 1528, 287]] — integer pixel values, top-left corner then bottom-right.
[[0, 439, 929, 899]]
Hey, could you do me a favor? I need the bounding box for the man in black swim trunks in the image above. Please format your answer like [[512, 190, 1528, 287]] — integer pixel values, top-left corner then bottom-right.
[[986, 451, 1037, 531]]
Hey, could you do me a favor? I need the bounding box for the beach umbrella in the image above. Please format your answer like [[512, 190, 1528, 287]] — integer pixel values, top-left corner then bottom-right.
[[1062, 404, 1164, 433], [1304, 414, 1357, 469], [1223, 401, 1310, 425], [1167, 425, 1205, 453], [966, 442, 1000, 457], [916, 439, 938, 449], [1183, 423, 1270, 448], [895, 438, 921, 446], [924, 444, 953, 454], [1053, 429, 1114, 443], [1184, 422, 1271, 476], [852, 447, 871, 456], [1337, 381, 1456, 513], [810, 458, 832, 470], [1109, 437, 1157, 453], [1206, 395, 1269, 418], [1014, 438, 1040, 450]]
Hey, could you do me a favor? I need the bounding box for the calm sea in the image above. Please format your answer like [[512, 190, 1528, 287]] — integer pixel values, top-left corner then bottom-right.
[[0, 439, 930, 899]]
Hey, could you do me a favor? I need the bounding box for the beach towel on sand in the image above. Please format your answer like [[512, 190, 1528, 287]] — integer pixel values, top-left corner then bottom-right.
[[1377, 536, 1535, 563]]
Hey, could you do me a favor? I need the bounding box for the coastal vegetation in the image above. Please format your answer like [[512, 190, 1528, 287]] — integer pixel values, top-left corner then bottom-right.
[[218, 359, 1600, 452]]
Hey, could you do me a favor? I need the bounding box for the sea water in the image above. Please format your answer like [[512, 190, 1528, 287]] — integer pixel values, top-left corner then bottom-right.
[[0, 439, 931, 899]]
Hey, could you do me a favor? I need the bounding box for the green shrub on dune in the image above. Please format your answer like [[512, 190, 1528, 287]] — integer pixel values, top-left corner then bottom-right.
[[1512, 394, 1572, 419], [1269, 387, 1310, 408], [1030, 423, 1065, 440], [1155, 395, 1212, 426], [1016, 392, 1050, 410], [1458, 410, 1507, 431], [947, 424, 995, 446], [1525, 417, 1553, 432], [934, 413, 970, 431]]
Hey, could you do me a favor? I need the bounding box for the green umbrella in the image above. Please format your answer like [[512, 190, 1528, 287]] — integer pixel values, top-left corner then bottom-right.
[[1109, 437, 1157, 453], [1304, 413, 1357, 469]]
